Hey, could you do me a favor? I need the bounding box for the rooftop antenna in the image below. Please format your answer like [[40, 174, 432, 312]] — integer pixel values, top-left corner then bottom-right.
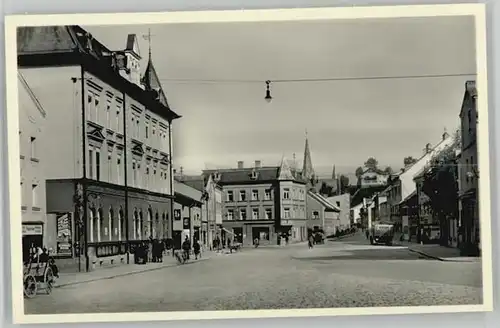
[[142, 28, 154, 60]]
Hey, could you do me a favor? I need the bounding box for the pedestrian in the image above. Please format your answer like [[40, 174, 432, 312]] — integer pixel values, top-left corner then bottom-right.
[[308, 235, 314, 249], [193, 239, 201, 260], [227, 238, 232, 253]]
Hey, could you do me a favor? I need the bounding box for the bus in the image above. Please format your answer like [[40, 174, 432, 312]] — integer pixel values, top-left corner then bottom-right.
[[369, 222, 395, 246]]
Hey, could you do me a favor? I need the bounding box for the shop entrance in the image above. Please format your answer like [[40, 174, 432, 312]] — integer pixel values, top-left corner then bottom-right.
[[232, 227, 243, 243]]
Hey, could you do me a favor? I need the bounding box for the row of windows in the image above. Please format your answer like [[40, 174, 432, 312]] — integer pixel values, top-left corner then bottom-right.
[[87, 145, 170, 193], [282, 187, 306, 201], [86, 86, 169, 153], [88, 207, 170, 243], [130, 113, 169, 149], [226, 189, 272, 202], [225, 187, 306, 202], [86, 91, 124, 135], [226, 208, 273, 220]]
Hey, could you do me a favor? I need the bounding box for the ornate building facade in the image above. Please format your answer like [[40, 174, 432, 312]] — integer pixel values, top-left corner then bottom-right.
[[17, 26, 180, 271]]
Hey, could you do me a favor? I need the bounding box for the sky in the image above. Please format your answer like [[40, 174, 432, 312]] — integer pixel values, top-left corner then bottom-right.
[[84, 15, 476, 178]]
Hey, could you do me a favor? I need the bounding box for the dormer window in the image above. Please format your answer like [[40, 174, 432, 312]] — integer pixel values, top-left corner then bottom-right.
[[250, 170, 258, 180], [213, 172, 220, 181]]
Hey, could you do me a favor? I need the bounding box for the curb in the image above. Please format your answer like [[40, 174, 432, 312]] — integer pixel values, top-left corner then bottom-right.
[[407, 248, 478, 262], [55, 257, 210, 288], [408, 248, 445, 261], [326, 233, 356, 241]]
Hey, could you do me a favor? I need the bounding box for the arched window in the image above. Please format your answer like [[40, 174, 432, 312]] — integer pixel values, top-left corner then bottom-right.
[[133, 208, 138, 240], [146, 208, 152, 239], [155, 212, 159, 238], [98, 208, 104, 242], [162, 213, 166, 238], [139, 210, 144, 240], [109, 207, 114, 241], [118, 207, 124, 241], [89, 208, 95, 243]]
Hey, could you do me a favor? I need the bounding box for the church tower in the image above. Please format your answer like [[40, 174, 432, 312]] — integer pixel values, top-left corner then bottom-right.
[[302, 131, 317, 190]]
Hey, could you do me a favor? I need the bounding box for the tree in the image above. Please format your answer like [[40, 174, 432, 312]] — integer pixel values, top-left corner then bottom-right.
[[383, 166, 393, 175], [339, 175, 349, 194], [319, 182, 332, 196], [364, 157, 378, 169], [421, 145, 459, 246], [404, 156, 417, 166], [355, 166, 364, 177]]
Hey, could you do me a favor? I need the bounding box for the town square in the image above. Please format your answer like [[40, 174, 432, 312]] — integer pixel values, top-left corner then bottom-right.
[[15, 13, 483, 314]]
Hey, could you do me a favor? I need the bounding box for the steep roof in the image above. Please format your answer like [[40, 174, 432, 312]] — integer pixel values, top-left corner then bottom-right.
[[175, 175, 206, 192], [302, 137, 315, 181], [174, 180, 203, 204], [141, 59, 170, 108], [203, 167, 280, 185], [17, 26, 80, 54], [125, 34, 141, 59], [351, 185, 388, 207], [308, 191, 341, 212]]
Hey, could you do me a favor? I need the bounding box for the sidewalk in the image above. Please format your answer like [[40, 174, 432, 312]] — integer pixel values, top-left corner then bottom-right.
[[55, 252, 212, 288], [396, 240, 480, 262]]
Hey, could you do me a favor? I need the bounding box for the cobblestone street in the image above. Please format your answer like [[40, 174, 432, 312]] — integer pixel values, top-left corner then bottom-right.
[[24, 234, 482, 314]]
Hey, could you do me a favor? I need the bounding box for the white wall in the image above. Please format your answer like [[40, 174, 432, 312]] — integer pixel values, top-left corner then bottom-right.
[[20, 66, 82, 180], [400, 136, 455, 201], [18, 72, 48, 230]]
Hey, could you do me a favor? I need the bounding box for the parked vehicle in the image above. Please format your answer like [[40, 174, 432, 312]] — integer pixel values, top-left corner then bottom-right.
[[369, 223, 395, 246]]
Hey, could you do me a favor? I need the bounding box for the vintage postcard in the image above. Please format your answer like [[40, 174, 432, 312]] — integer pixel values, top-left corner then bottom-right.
[[4, 3, 492, 324]]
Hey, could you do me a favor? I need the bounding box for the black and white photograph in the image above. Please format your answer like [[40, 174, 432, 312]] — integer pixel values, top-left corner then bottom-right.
[[4, 3, 493, 324]]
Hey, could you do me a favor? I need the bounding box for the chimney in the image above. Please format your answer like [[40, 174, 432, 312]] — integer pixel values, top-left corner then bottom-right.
[[237, 161, 244, 169], [254, 160, 261, 168]]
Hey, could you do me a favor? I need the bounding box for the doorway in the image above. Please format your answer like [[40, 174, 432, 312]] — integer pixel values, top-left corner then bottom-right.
[[22, 234, 43, 264]]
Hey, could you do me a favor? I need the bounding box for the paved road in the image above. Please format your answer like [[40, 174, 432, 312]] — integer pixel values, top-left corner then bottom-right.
[[25, 233, 482, 314]]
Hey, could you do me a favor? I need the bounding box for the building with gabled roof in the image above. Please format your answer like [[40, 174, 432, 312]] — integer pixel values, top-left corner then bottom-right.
[[18, 25, 181, 272], [306, 191, 341, 237], [174, 173, 223, 248], [386, 131, 455, 231], [202, 156, 308, 246]]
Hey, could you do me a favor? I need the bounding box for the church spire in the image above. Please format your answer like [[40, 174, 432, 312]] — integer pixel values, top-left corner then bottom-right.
[[302, 130, 315, 184]]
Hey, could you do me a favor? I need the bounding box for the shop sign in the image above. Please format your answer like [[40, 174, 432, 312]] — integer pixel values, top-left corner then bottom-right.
[[281, 220, 292, 226], [56, 213, 72, 256], [174, 209, 181, 220], [22, 224, 43, 236]]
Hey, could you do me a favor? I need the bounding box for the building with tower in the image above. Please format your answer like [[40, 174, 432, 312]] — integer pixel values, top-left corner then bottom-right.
[[17, 26, 180, 271]]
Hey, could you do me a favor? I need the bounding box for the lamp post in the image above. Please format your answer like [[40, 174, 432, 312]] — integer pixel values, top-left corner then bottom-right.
[[265, 80, 272, 103]]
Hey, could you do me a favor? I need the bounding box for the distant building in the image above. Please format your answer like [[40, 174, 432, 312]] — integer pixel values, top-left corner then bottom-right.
[[18, 26, 180, 271], [386, 132, 455, 231], [306, 191, 340, 236], [18, 71, 49, 262], [327, 193, 351, 230], [458, 80, 479, 249], [203, 158, 307, 246], [358, 167, 389, 189], [173, 180, 203, 249], [176, 172, 223, 248]]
